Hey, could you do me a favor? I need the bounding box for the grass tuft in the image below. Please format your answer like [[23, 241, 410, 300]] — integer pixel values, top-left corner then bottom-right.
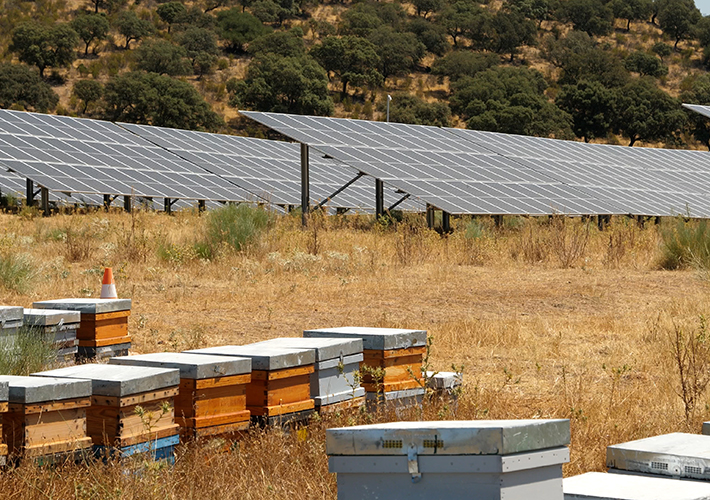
[[659, 218, 710, 270], [0, 252, 37, 293], [202, 204, 273, 256], [0, 326, 56, 375]]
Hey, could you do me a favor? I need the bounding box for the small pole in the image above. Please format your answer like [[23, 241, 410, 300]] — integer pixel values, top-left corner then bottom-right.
[[26, 179, 34, 207], [386, 95, 392, 122], [164, 198, 171, 215], [442, 211, 451, 233], [103, 194, 111, 211], [300, 143, 310, 226], [124, 196, 132, 213], [426, 204, 435, 228], [198, 200, 206, 213], [375, 179, 384, 218], [40, 187, 49, 216]]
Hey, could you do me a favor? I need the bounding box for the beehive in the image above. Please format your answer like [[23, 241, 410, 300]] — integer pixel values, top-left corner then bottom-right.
[[34, 364, 180, 461], [425, 371, 463, 398], [606, 433, 710, 481], [0, 381, 8, 466], [23, 308, 80, 363], [0, 306, 23, 345], [304, 327, 427, 404], [0, 375, 92, 462], [186, 345, 315, 426], [327, 419, 571, 500], [110, 352, 252, 439], [32, 298, 132, 360], [564, 472, 710, 499], [250, 337, 365, 410]]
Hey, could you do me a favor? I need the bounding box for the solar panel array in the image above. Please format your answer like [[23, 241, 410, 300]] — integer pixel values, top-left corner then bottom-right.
[[683, 103, 710, 120], [241, 111, 710, 218], [119, 123, 421, 211]]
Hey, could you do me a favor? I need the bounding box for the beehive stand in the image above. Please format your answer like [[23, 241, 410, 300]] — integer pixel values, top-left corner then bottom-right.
[[0, 375, 92, 463], [0, 381, 8, 466], [187, 345, 315, 427], [304, 327, 427, 406], [564, 472, 710, 500], [251, 337, 365, 410], [0, 306, 23, 345], [34, 364, 180, 462], [110, 352, 252, 439], [23, 308, 81, 364], [327, 419, 571, 500], [607, 433, 710, 481], [32, 298, 132, 360]]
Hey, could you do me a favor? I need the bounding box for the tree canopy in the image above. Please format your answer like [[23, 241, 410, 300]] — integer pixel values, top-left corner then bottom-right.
[[217, 8, 270, 51], [71, 13, 109, 55], [10, 22, 79, 77], [310, 36, 382, 96], [556, 80, 616, 142], [0, 63, 58, 112]]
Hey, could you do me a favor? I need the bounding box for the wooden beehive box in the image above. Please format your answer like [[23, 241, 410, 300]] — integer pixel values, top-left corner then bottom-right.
[[32, 299, 132, 360], [110, 352, 252, 439], [250, 337, 365, 410], [34, 364, 180, 460], [0, 375, 92, 462], [23, 308, 81, 363], [304, 327, 427, 398], [0, 306, 23, 345], [187, 345, 315, 426], [0, 381, 7, 465]]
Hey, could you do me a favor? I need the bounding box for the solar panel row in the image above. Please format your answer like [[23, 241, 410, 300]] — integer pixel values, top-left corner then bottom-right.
[[241, 111, 710, 218]]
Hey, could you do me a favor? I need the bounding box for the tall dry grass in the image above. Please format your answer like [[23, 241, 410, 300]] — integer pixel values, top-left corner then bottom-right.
[[0, 209, 709, 497]]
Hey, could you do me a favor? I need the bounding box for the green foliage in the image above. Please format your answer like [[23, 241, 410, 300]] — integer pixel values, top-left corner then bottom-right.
[[609, 0, 652, 30], [177, 28, 220, 78], [88, 0, 127, 14], [504, 0, 558, 27], [487, 10, 538, 61], [0, 252, 36, 293], [413, 0, 442, 18], [450, 66, 573, 138], [624, 50, 668, 77], [658, 0, 700, 48], [228, 54, 334, 115], [437, 1, 486, 46], [248, 30, 305, 57], [71, 12, 110, 55], [0, 63, 58, 112], [613, 77, 686, 146], [202, 204, 273, 254], [0, 326, 56, 376], [339, 2, 406, 37], [385, 93, 451, 126], [114, 11, 155, 49], [660, 219, 710, 269], [556, 80, 615, 142], [406, 18, 449, 56], [310, 35, 383, 95], [73, 79, 103, 114], [157, 2, 187, 33], [10, 22, 80, 78], [561, 0, 614, 36], [652, 41, 673, 61], [217, 8, 270, 51], [431, 51, 499, 82], [103, 71, 222, 130], [134, 39, 193, 76], [368, 26, 425, 80], [680, 73, 710, 149]]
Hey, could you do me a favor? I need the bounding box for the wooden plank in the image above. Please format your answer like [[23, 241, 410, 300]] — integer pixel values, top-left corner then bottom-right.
[[0, 444, 7, 456], [116, 401, 175, 442], [179, 374, 251, 391], [246, 375, 310, 407], [181, 421, 250, 439], [251, 366, 314, 381], [78, 335, 131, 347], [84, 311, 131, 321], [11, 398, 92, 415], [175, 409, 250, 429], [114, 425, 180, 448], [24, 409, 87, 447], [2, 411, 25, 455], [91, 387, 179, 408], [23, 437, 92, 458], [0, 402, 7, 413], [318, 396, 366, 415], [249, 399, 314, 417], [362, 379, 422, 392]]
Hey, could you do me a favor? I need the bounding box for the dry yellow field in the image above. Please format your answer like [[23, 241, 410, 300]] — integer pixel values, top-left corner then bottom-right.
[[0, 208, 707, 498]]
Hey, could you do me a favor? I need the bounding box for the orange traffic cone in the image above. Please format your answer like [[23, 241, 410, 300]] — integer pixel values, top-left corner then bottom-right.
[[101, 268, 118, 299]]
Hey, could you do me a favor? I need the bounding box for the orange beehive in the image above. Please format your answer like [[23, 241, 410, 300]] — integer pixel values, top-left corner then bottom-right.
[[110, 353, 253, 439], [0, 376, 93, 462], [0, 381, 7, 465], [361, 346, 426, 392]]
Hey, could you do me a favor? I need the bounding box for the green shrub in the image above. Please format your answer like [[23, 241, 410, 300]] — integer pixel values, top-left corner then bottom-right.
[[0, 252, 36, 292], [660, 219, 710, 270], [465, 219, 486, 240], [202, 204, 273, 255], [0, 326, 56, 375]]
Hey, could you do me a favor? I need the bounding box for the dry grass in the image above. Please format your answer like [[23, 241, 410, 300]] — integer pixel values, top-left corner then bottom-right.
[[0, 209, 709, 497]]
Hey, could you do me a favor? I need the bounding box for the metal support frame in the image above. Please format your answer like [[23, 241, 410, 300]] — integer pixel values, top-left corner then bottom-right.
[[493, 215, 503, 228], [198, 200, 206, 212], [336, 207, 349, 215], [26, 179, 34, 207], [103, 194, 111, 211], [388, 193, 410, 211], [426, 204, 435, 229], [655, 216, 661, 225], [40, 187, 49, 216], [124, 196, 132, 213], [375, 179, 385, 218], [300, 143, 310, 226], [164, 198, 177, 215], [442, 211, 451, 233], [314, 172, 365, 210], [597, 214, 611, 230]]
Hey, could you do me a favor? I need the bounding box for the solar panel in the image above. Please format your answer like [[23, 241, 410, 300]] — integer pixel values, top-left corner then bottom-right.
[[0, 110, 253, 203], [119, 122, 423, 212], [240, 111, 624, 216], [683, 103, 710, 120]]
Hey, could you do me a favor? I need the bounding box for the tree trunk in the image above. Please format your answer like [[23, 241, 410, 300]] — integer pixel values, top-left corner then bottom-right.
[[674, 37, 680, 50], [628, 136, 638, 147], [341, 80, 348, 98], [626, 19, 631, 31], [85, 41, 90, 55]]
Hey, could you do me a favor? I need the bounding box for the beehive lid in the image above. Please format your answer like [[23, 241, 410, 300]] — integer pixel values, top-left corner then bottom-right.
[[185, 345, 315, 370], [250, 337, 362, 362], [0, 381, 8, 402], [109, 352, 251, 379], [303, 327, 426, 350], [564, 472, 710, 500], [23, 308, 81, 326], [0, 375, 92, 403], [32, 298, 132, 314], [326, 419, 570, 456], [0, 306, 23, 326], [34, 364, 179, 397], [607, 433, 710, 479]]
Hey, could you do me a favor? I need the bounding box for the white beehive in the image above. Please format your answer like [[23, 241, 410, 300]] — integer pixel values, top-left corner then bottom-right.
[[23, 308, 81, 362], [0, 306, 23, 343], [327, 419, 571, 500], [564, 472, 710, 499]]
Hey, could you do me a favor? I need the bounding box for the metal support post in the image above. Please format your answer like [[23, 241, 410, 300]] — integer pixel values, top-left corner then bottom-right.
[[198, 200, 206, 213], [40, 187, 50, 216], [103, 194, 111, 211], [26, 179, 34, 207], [164, 198, 173, 215], [493, 215, 503, 228], [442, 211, 451, 233], [375, 179, 384, 218], [124, 196, 132, 213], [300, 143, 310, 226], [426, 204, 435, 229], [314, 172, 365, 210], [388, 193, 410, 211], [655, 216, 661, 225]]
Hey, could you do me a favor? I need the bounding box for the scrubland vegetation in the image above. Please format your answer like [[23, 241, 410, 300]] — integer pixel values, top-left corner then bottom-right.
[[0, 206, 710, 497]]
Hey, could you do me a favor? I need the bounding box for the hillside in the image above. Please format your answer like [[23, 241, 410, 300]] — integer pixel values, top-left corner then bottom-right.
[[2, 0, 710, 148]]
